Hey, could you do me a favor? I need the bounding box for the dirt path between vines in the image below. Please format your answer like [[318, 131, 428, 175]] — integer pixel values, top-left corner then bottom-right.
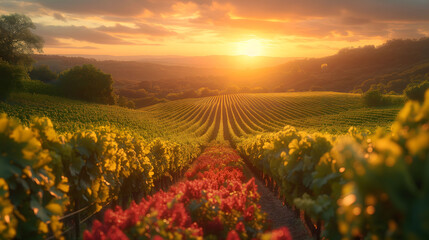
[[244, 166, 311, 240]]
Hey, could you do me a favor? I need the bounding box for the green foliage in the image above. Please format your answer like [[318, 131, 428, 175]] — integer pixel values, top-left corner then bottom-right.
[[335, 90, 429, 239], [58, 64, 115, 105], [20, 79, 57, 96], [166, 88, 221, 101], [404, 80, 429, 102], [238, 90, 429, 239], [357, 62, 429, 94], [0, 92, 401, 144], [61, 126, 200, 211], [363, 89, 385, 107], [0, 114, 201, 238], [116, 95, 135, 109], [29, 65, 57, 83], [63, 125, 199, 210], [0, 61, 27, 100], [197, 87, 220, 97], [143, 92, 401, 139], [0, 115, 68, 239], [0, 92, 204, 144], [0, 13, 43, 67], [237, 127, 343, 238]]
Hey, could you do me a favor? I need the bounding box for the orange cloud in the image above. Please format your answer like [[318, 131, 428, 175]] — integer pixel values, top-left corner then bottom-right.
[[1, 0, 428, 57]]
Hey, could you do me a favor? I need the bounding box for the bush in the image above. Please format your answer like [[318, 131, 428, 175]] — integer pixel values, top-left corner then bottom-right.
[[363, 89, 385, 107], [351, 88, 363, 94], [29, 65, 57, 82], [117, 95, 135, 109], [58, 64, 115, 104], [166, 90, 198, 100], [0, 61, 27, 100], [404, 80, 429, 102], [20, 79, 58, 95]]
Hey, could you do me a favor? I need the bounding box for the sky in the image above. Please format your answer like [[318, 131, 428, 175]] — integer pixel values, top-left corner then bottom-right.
[[1, 0, 429, 58]]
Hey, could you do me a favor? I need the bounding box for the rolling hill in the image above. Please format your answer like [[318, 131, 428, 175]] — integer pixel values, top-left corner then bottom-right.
[[33, 38, 429, 98], [233, 38, 429, 92], [141, 92, 403, 140], [0, 92, 403, 143]]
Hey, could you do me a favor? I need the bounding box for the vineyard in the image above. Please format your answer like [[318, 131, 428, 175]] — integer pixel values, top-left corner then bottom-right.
[[2, 89, 428, 240], [236, 92, 429, 239], [0, 92, 196, 142], [0, 92, 402, 143], [84, 146, 292, 240], [2, 4, 429, 240], [142, 92, 402, 141]]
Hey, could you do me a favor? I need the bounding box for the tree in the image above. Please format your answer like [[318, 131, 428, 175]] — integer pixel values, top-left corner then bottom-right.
[[0, 13, 44, 67], [404, 80, 429, 102], [117, 95, 135, 109], [0, 60, 27, 100], [363, 89, 385, 107], [58, 64, 115, 104], [29, 65, 57, 82]]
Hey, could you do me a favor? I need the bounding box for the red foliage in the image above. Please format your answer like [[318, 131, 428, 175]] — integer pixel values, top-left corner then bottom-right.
[[226, 230, 241, 240], [84, 146, 292, 240], [269, 227, 293, 240]]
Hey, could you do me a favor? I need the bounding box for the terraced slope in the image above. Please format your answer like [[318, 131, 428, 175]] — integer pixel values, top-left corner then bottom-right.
[[142, 92, 403, 142]]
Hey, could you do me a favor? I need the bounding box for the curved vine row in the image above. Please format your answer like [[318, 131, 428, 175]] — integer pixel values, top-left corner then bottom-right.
[[0, 114, 200, 239], [236, 91, 429, 239], [84, 146, 292, 240]]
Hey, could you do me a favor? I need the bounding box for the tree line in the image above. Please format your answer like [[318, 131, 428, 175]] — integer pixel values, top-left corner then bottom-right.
[[0, 13, 134, 108]]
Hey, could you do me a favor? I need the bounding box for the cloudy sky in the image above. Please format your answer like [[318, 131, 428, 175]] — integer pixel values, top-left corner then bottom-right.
[[1, 0, 428, 57]]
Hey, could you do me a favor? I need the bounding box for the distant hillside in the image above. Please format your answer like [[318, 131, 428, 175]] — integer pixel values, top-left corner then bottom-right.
[[34, 38, 429, 95], [32, 55, 224, 86], [247, 38, 429, 93], [60, 54, 293, 69]]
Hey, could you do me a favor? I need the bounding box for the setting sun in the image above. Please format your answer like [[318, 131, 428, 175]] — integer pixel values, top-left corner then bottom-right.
[[235, 39, 264, 57], [1, 2, 429, 239]]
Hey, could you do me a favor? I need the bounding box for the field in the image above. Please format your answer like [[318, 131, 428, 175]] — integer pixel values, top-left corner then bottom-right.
[[0, 91, 402, 143], [141, 91, 402, 140], [2, 5, 429, 240], [0, 92, 197, 143], [4, 90, 427, 240]]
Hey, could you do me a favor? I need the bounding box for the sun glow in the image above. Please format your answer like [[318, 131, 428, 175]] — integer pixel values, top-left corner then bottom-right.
[[235, 39, 264, 57]]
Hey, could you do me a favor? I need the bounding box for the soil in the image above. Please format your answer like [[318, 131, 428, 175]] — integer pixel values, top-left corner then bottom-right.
[[244, 166, 311, 240]]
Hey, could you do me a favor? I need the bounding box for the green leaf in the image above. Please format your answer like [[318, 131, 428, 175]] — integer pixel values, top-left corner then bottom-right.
[[0, 160, 21, 178], [69, 156, 83, 177], [30, 197, 50, 222]]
